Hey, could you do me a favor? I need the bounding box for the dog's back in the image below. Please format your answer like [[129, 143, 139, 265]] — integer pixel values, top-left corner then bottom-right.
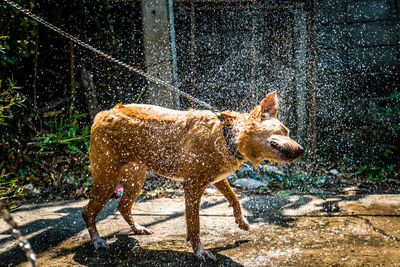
[[90, 104, 234, 180]]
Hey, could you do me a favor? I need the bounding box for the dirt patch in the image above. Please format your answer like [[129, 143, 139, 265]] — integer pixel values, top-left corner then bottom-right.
[[1, 194, 400, 266]]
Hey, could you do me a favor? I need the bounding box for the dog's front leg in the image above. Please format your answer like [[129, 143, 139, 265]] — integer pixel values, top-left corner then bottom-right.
[[184, 183, 216, 261], [214, 178, 250, 231]]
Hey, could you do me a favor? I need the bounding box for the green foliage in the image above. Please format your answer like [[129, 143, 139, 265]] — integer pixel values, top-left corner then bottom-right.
[[355, 144, 398, 183], [342, 91, 400, 184], [1, 0, 118, 74], [0, 80, 27, 208], [356, 94, 400, 183], [267, 172, 326, 191], [0, 1, 120, 200], [0, 79, 26, 124], [29, 106, 90, 155], [0, 167, 24, 210], [0, 1, 38, 68], [380, 90, 400, 130], [275, 190, 291, 196], [78, 0, 117, 53], [19, 105, 92, 199], [315, 90, 400, 186], [0, 80, 27, 178], [358, 91, 400, 183], [0, 80, 92, 200]]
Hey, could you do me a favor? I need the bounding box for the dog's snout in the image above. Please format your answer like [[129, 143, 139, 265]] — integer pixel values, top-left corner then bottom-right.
[[269, 138, 304, 160], [296, 145, 305, 157]]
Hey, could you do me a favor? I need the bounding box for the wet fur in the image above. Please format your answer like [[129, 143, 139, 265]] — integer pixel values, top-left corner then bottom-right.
[[82, 92, 304, 261]]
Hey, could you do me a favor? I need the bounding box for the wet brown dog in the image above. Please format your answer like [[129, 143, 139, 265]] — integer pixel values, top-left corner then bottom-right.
[[82, 92, 304, 261]]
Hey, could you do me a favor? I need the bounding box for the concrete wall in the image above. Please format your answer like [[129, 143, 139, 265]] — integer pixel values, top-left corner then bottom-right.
[[171, 0, 399, 147], [174, 2, 298, 130], [316, 0, 400, 145]]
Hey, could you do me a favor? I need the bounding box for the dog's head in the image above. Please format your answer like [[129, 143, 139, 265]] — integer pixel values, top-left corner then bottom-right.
[[236, 92, 305, 166]]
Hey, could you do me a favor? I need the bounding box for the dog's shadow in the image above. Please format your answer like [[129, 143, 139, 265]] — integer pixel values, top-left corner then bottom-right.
[[0, 199, 246, 266], [66, 234, 246, 266]]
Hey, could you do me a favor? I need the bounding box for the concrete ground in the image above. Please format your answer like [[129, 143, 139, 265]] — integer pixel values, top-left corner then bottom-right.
[[1, 193, 400, 266]]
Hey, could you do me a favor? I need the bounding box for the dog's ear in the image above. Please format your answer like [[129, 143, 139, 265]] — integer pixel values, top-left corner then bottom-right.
[[260, 92, 279, 118]]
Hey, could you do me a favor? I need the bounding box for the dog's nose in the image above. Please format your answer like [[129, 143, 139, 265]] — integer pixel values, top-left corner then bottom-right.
[[296, 145, 305, 157]]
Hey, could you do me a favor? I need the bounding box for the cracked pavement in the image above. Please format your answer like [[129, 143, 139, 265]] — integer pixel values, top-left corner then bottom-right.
[[1, 194, 400, 266]]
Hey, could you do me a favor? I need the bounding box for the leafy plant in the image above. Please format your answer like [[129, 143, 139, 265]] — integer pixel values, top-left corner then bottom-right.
[[0, 1, 38, 69], [0, 1, 120, 201], [355, 143, 398, 183], [15, 105, 93, 199], [0, 80, 26, 208], [267, 173, 318, 191], [354, 91, 400, 183], [0, 168, 24, 210], [0, 79, 26, 124], [380, 90, 400, 131], [78, 0, 117, 54], [29, 105, 90, 155]]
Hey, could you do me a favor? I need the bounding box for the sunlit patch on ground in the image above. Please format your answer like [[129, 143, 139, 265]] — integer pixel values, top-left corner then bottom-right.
[[1, 195, 400, 266]]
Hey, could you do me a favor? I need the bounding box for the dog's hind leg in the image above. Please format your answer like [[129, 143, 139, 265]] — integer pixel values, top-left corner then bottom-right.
[[82, 158, 120, 249], [117, 162, 154, 235], [214, 178, 250, 231]]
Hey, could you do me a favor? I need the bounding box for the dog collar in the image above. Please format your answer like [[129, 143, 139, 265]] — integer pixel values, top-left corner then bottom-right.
[[218, 113, 245, 160]]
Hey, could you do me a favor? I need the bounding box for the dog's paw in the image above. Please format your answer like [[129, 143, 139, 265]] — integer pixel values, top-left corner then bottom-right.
[[132, 223, 155, 235], [236, 216, 250, 231], [92, 234, 109, 249], [194, 243, 217, 261]]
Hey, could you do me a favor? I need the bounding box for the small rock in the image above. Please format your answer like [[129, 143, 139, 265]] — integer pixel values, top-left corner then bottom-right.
[[330, 169, 339, 175], [248, 173, 261, 179], [232, 178, 267, 189], [291, 189, 303, 195], [25, 183, 33, 190], [315, 175, 328, 185], [309, 188, 323, 194], [226, 174, 236, 181], [205, 186, 217, 195], [32, 189, 41, 195], [259, 165, 285, 176], [65, 176, 75, 184], [236, 166, 254, 177]]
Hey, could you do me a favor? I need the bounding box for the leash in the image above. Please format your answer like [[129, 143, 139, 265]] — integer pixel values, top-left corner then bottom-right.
[[3, 0, 219, 114], [4, 0, 244, 160], [0, 201, 37, 267]]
